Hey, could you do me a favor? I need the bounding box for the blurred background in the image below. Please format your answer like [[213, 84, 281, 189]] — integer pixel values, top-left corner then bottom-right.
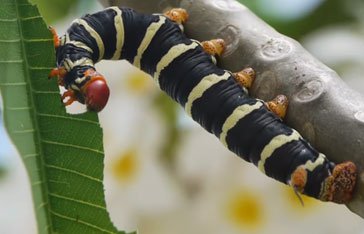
[[1, 0, 364, 233]]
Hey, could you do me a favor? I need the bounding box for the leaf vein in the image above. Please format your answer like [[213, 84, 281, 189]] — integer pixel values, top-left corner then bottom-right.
[[24, 38, 53, 42], [37, 112, 100, 125], [29, 66, 54, 70], [32, 180, 44, 186], [12, 128, 35, 134], [0, 18, 17, 22], [37, 202, 48, 210], [42, 140, 104, 154], [23, 153, 39, 160], [49, 192, 107, 210], [50, 211, 116, 234], [0, 39, 20, 42], [21, 15, 42, 21], [0, 82, 26, 86], [33, 90, 59, 94], [0, 60, 23, 64], [5, 106, 32, 110], [45, 164, 103, 183]]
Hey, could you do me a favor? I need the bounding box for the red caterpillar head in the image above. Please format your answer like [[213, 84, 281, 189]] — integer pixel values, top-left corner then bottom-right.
[[319, 161, 357, 203], [81, 68, 110, 112]]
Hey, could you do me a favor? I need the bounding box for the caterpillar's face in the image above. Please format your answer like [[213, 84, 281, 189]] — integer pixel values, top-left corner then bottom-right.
[[319, 161, 357, 203], [81, 68, 110, 112]]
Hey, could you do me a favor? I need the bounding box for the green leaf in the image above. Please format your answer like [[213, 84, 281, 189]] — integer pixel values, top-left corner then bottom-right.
[[0, 0, 129, 233], [29, 0, 80, 24]]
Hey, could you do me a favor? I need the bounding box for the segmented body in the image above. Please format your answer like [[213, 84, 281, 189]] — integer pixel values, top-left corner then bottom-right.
[[54, 7, 356, 203]]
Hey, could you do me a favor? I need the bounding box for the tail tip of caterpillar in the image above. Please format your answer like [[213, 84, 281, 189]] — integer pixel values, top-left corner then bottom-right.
[[82, 69, 110, 112], [290, 166, 308, 194], [319, 161, 357, 203], [291, 161, 357, 204]]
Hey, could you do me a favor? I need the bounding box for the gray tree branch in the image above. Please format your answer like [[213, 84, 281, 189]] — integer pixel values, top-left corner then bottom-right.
[[99, 0, 364, 218]]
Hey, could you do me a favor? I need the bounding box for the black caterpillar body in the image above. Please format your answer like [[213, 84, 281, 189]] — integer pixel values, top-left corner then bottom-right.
[[52, 7, 356, 203]]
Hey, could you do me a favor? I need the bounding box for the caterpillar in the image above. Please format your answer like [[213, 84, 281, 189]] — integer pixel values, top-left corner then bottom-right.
[[49, 6, 357, 203]]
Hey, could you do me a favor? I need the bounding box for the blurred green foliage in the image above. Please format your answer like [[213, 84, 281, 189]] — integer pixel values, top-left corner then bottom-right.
[[29, 0, 101, 24], [0, 165, 7, 179], [238, 0, 356, 40], [29, 0, 80, 23], [153, 93, 181, 167]]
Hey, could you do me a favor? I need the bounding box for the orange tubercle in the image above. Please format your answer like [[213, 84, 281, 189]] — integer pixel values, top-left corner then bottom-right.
[[164, 8, 189, 24], [49, 67, 67, 86], [290, 166, 308, 193], [266, 95, 289, 119], [201, 39, 225, 57], [233, 67, 256, 89], [49, 26, 60, 48]]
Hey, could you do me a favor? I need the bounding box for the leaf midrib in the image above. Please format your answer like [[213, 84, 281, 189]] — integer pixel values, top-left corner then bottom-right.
[[14, 0, 53, 232]]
